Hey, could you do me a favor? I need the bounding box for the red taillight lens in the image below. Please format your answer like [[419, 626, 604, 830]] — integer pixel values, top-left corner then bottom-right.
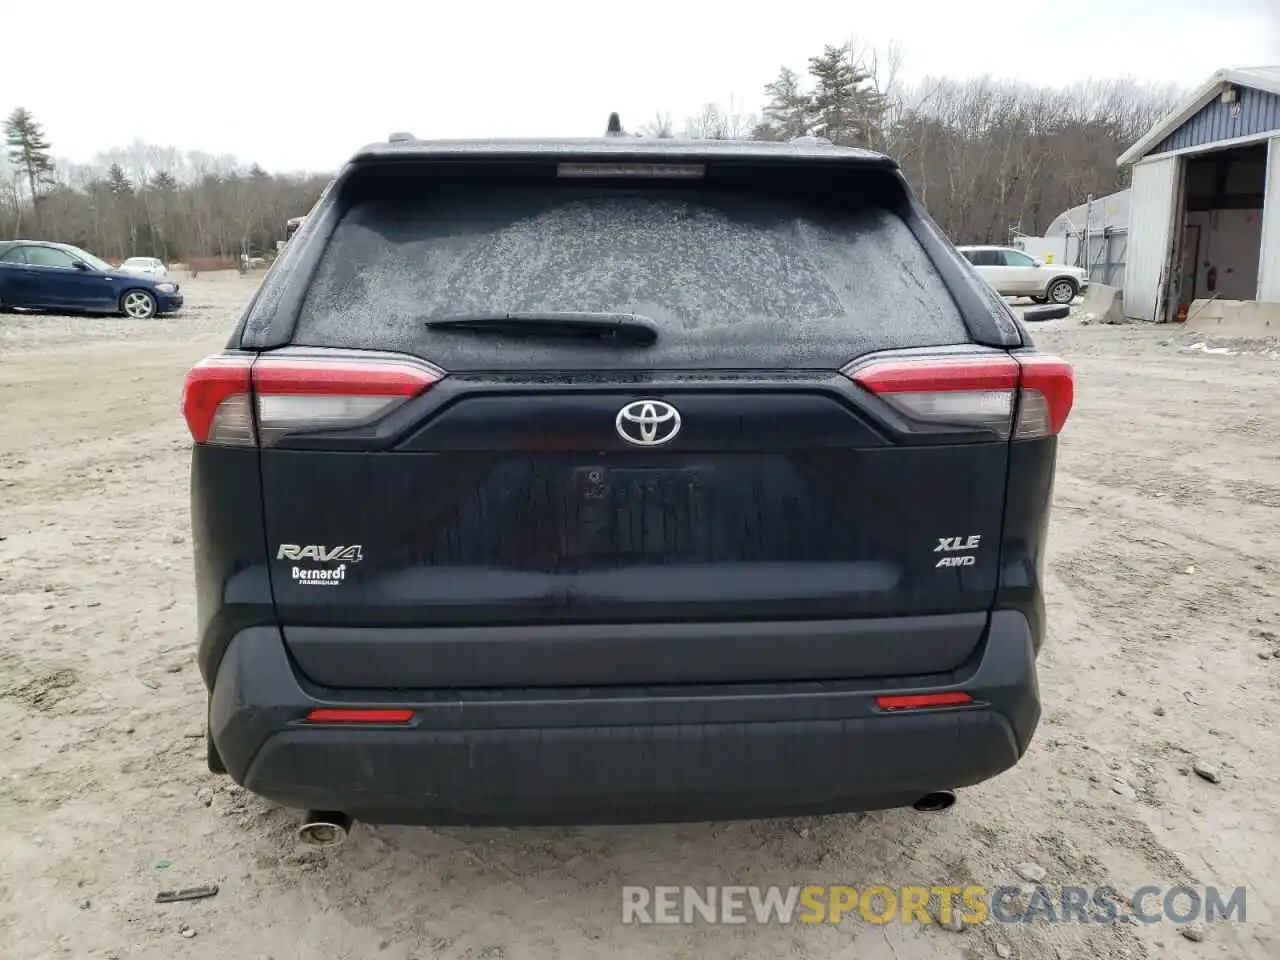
[[849, 355, 1019, 436], [845, 353, 1073, 439], [304, 708, 415, 724], [182, 353, 443, 446], [875, 692, 973, 711], [181, 354, 254, 445], [1012, 355, 1074, 438]]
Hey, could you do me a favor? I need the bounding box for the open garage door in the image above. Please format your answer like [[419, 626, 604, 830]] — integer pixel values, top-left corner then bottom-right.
[[1124, 156, 1180, 322], [1260, 135, 1280, 303]]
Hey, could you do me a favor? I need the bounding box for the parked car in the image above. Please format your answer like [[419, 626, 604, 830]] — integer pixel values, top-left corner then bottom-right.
[[957, 245, 1088, 305], [183, 132, 1074, 841], [0, 241, 183, 319], [118, 256, 168, 278]]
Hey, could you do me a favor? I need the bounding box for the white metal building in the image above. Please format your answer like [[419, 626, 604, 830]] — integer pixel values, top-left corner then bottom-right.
[[1045, 189, 1131, 238], [1047, 188, 1131, 288], [1118, 66, 1280, 322]]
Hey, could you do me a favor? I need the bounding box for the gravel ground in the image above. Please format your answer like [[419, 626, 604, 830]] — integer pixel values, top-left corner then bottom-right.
[[1, 280, 1277, 960]]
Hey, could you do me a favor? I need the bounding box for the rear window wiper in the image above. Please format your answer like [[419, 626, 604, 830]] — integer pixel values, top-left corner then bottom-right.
[[423, 312, 658, 345]]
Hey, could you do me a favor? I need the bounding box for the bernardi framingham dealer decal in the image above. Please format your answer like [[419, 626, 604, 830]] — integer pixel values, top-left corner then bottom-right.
[[276, 543, 363, 587]]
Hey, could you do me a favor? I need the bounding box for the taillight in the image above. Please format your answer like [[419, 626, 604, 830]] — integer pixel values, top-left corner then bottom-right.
[[1011, 355, 1074, 438], [182, 353, 443, 447], [181, 354, 255, 445], [844, 353, 1073, 439]]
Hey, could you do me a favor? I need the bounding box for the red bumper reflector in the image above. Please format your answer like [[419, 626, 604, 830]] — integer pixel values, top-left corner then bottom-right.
[[875, 692, 973, 711], [304, 708, 415, 724]]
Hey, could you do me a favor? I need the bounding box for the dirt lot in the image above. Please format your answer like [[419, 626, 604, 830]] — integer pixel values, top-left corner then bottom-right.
[[1, 278, 1278, 960]]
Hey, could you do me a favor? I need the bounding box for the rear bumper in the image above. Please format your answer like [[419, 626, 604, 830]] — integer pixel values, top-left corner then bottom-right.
[[284, 613, 990, 688], [209, 611, 1041, 825]]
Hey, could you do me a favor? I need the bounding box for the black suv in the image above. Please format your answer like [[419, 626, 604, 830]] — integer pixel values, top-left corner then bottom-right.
[[184, 133, 1073, 832]]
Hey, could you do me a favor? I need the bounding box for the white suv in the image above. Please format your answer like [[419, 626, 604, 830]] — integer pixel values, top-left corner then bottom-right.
[[118, 257, 168, 278], [957, 246, 1087, 305]]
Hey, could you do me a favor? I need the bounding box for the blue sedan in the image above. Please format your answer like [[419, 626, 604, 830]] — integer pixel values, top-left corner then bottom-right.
[[0, 240, 183, 319]]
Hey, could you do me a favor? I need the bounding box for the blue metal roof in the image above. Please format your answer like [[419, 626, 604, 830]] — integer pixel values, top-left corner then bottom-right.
[[1149, 83, 1280, 157], [1118, 66, 1280, 165]]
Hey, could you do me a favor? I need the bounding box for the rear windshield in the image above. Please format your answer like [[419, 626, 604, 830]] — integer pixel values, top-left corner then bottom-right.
[[292, 173, 969, 371]]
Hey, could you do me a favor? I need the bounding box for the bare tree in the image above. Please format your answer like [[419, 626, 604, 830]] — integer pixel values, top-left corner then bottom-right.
[[0, 152, 24, 237], [720, 95, 758, 140], [0, 50, 1186, 259], [639, 111, 676, 138], [0, 137, 329, 262], [732, 38, 1184, 240], [684, 103, 729, 139], [682, 97, 758, 140]]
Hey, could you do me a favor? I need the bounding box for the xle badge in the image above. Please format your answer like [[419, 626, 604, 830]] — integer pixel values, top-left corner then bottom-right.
[[934, 535, 981, 568]]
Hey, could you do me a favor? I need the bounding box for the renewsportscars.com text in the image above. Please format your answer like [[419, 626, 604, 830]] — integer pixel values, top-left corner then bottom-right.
[[621, 884, 1247, 926]]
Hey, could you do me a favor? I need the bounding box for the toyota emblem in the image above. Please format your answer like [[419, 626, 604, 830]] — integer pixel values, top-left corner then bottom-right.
[[615, 399, 682, 446]]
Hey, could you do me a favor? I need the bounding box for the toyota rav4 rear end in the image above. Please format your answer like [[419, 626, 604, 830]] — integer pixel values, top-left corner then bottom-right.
[[184, 136, 1072, 827]]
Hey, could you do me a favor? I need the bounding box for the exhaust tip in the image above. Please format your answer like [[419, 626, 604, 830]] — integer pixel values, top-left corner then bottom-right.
[[912, 790, 957, 813], [298, 811, 353, 848]]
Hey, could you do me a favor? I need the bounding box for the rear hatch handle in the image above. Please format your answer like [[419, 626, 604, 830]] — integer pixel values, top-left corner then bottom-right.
[[424, 312, 659, 345]]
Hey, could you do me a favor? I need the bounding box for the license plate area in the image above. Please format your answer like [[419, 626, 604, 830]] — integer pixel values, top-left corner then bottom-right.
[[567, 464, 710, 563]]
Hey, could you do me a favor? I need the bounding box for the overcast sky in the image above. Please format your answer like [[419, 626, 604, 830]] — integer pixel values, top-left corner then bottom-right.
[[6, 0, 1278, 172]]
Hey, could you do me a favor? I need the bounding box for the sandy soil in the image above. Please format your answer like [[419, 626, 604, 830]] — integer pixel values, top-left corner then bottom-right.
[[1, 280, 1277, 960]]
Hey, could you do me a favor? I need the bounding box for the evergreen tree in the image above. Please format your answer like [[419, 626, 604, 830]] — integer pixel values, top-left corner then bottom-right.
[[106, 164, 133, 197], [807, 46, 858, 143], [151, 170, 177, 190], [755, 67, 811, 141], [4, 107, 56, 224], [806, 45, 887, 146]]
